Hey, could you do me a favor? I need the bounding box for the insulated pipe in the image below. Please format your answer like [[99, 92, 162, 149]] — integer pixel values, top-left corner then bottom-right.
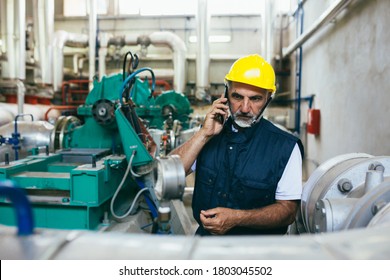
[[2, 0, 16, 78], [98, 33, 112, 80], [149, 31, 187, 93], [52, 31, 88, 92], [0, 0, 26, 79], [282, 0, 353, 58], [99, 33, 186, 93], [0, 102, 60, 122], [0, 80, 25, 115], [262, 0, 274, 63], [124, 34, 139, 45], [88, 0, 97, 90], [14, 0, 26, 80], [33, 0, 54, 84], [15, 79, 25, 115], [195, 0, 210, 100], [0, 1, 5, 58]]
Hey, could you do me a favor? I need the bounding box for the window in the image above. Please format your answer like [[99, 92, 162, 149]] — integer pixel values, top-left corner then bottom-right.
[[117, 0, 262, 16], [63, 0, 108, 16]]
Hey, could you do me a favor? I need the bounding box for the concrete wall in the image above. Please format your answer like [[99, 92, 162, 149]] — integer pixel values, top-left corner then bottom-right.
[[295, 0, 390, 175]]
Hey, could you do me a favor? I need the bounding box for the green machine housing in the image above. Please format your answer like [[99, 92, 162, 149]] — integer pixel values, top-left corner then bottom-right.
[[0, 73, 190, 230]]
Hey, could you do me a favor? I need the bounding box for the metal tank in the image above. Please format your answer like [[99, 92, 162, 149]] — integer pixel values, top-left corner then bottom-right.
[[0, 120, 54, 161]]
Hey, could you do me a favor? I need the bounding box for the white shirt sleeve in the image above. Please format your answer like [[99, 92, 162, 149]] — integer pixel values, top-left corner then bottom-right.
[[275, 143, 303, 200]]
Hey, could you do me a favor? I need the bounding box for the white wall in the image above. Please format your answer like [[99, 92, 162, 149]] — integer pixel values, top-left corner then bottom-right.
[[296, 0, 390, 175]]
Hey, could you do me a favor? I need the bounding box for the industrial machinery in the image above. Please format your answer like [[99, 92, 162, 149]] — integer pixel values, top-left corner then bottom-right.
[[296, 153, 390, 234], [0, 53, 190, 234], [1, 54, 390, 256], [1, 153, 390, 260]]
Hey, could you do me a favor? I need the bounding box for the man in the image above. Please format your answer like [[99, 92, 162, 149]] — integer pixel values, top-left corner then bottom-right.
[[170, 54, 304, 235]]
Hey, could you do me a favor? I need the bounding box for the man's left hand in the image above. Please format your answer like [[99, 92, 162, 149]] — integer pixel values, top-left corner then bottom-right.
[[200, 207, 238, 235]]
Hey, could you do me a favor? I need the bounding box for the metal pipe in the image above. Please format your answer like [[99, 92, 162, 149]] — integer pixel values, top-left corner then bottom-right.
[[101, 32, 186, 93], [98, 32, 112, 80], [0, 80, 25, 115], [195, 0, 210, 100], [53, 31, 89, 92], [282, 0, 353, 58], [149, 31, 187, 93], [15, 0, 26, 80], [294, 1, 304, 134], [0, 1, 6, 59], [33, 0, 54, 84], [3, 0, 16, 78], [262, 0, 274, 63], [15, 79, 25, 115], [88, 0, 97, 90]]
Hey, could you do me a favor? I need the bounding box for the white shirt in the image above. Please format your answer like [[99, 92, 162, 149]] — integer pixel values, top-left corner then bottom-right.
[[275, 143, 302, 200]]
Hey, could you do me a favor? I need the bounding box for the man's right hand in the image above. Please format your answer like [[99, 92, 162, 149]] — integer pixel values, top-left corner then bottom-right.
[[201, 93, 229, 138]]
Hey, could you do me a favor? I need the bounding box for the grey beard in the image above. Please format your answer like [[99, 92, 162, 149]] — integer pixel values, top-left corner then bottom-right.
[[232, 113, 257, 128]]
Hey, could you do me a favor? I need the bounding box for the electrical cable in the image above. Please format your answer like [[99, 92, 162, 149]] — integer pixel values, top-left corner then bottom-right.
[[129, 151, 142, 177], [110, 150, 157, 220], [119, 67, 156, 105]]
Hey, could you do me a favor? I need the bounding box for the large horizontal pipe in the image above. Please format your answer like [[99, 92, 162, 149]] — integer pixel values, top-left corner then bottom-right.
[[282, 0, 353, 58]]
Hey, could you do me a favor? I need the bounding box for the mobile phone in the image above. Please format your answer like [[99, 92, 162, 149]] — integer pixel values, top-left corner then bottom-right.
[[214, 86, 228, 124]]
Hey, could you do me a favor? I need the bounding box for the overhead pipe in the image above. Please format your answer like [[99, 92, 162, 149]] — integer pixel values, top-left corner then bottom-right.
[[14, 0, 26, 80], [88, 0, 97, 90], [195, 0, 210, 100], [149, 31, 187, 93], [54, 29, 187, 94], [1, 0, 16, 78], [0, 0, 5, 61], [262, 0, 274, 63], [52, 31, 89, 92], [98, 32, 187, 93], [0, 0, 26, 79], [33, 0, 54, 85], [0, 75, 25, 116], [98, 32, 112, 80], [282, 0, 354, 58]]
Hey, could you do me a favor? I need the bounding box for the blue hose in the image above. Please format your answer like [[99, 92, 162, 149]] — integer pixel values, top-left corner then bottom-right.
[[0, 180, 34, 236], [119, 67, 156, 104]]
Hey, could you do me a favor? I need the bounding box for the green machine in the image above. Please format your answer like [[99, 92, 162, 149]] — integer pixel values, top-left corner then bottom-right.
[[0, 60, 186, 232]]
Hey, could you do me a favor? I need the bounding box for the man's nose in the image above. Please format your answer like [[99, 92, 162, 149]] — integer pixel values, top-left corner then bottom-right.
[[241, 99, 251, 113]]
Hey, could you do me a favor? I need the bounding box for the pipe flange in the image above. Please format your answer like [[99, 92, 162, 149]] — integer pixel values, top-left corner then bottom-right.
[[154, 155, 185, 201], [342, 180, 390, 230]]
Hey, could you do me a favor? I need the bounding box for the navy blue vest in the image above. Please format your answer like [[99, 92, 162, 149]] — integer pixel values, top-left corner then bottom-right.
[[193, 117, 304, 236]]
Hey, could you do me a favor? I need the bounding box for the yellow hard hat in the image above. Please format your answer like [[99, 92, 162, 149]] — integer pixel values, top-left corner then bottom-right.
[[225, 54, 276, 93]]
